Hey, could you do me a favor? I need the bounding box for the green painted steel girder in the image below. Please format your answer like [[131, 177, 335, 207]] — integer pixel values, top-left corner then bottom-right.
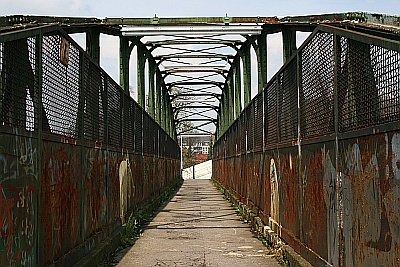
[[155, 54, 234, 60], [119, 37, 130, 92], [103, 16, 278, 25], [234, 59, 241, 119], [242, 43, 251, 106], [148, 60, 156, 118], [86, 28, 100, 64], [137, 43, 146, 107], [167, 81, 224, 89], [282, 28, 297, 63], [146, 40, 242, 46], [227, 77, 234, 124], [156, 72, 162, 124], [257, 33, 268, 92]]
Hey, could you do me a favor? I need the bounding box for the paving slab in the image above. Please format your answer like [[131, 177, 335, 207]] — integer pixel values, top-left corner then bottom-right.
[[117, 179, 281, 267]]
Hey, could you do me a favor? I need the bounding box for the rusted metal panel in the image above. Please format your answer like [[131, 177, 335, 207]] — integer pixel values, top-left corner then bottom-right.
[[340, 132, 400, 267], [41, 140, 82, 265], [0, 134, 38, 267], [81, 147, 107, 238], [261, 153, 272, 221], [300, 142, 336, 263], [278, 147, 300, 241]]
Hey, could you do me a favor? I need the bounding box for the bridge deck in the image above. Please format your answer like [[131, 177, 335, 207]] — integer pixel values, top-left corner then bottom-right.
[[116, 179, 280, 266]]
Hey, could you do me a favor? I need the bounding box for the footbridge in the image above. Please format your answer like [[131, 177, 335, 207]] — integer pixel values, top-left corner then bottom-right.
[[0, 12, 399, 266]]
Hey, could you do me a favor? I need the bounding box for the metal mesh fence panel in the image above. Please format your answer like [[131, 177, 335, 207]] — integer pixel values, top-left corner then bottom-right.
[[0, 37, 38, 131], [246, 103, 254, 151], [42, 35, 80, 137], [107, 79, 121, 148], [338, 37, 400, 132], [254, 93, 264, 149], [300, 32, 334, 138], [123, 94, 134, 150], [264, 79, 278, 146], [279, 60, 298, 142], [142, 112, 150, 154], [82, 57, 105, 143], [134, 102, 143, 153]]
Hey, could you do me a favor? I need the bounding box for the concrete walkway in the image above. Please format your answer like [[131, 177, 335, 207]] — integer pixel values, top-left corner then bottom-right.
[[117, 180, 281, 267]]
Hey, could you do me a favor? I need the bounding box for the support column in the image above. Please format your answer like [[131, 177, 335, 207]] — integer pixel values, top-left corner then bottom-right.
[[156, 72, 162, 124], [242, 44, 251, 106], [223, 86, 229, 131], [228, 76, 234, 125], [119, 37, 130, 93], [234, 59, 242, 119], [86, 28, 100, 64], [220, 92, 225, 133], [137, 44, 146, 107], [162, 86, 167, 131], [257, 33, 267, 92], [282, 29, 297, 64], [148, 60, 156, 118], [166, 96, 172, 136]]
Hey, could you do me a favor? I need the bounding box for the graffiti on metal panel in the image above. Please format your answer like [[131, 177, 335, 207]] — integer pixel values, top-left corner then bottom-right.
[[119, 158, 133, 222], [342, 133, 400, 267], [83, 148, 107, 235], [0, 136, 37, 266], [322, 145, 338, 267], [41, 145, 81, 262], [270, 158, 279, 225]]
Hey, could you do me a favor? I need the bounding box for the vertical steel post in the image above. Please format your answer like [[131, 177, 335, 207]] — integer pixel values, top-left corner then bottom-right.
[[221, 92, 225, 133], [223, 85, 229, 131], [228, 77, 234, 125], [162, 87, 167, 131], [119, 37, 130, 92], [282, 29, 297, 64], [86, 28, 100, 64], [35, 33, 43, 267], [242, 44, 251, 106], [148, 60, 156, 118], [257, 33, 268, 92], [156, 72, 162, 124], [333, 34, 343, 267], [137, 44, 146, 107], [234, 59, 242, 118]]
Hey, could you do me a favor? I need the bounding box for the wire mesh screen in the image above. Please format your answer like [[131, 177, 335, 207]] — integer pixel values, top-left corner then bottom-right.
[[82, 57, 105, 143], [234, 120, 240, 154], [107, 79, 121, 148], [338, 37, 400, 132], [300, 32, 334, 138], [254, 93, 263, 149], [134, 103, 143, 153], [246, 103, 254, 151], [264, 79, 278, 146], [123, 95, 134, 150], [42, 35, 80, 137], [278, 60, 298, 142], [0, 37, 37, 131], [143, 112, 150, 155]]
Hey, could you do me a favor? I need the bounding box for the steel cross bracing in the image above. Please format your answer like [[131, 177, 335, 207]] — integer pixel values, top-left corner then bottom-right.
[[1, 13, 398, 138]]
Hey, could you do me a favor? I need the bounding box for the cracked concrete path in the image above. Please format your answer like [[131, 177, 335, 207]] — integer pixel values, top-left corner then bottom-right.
[[117, 179, 281, 267]]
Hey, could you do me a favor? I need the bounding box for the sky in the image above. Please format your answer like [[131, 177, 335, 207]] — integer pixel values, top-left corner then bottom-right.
[[1, 0, 398, 133], [2, 0, 399, 18]]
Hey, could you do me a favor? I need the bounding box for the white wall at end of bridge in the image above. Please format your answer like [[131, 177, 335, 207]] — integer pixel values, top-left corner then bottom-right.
[[182, 160, 212, 180]]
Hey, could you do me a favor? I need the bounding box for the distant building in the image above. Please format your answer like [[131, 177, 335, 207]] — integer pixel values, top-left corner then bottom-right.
[[181, 135, 211, 155]]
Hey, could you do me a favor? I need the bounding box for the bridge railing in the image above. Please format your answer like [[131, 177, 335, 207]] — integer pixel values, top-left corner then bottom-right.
[[213, 25, 400, 267], [0, 26, 180, 266]]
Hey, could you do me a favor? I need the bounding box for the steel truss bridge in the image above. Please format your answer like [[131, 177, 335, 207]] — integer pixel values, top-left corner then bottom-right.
[[0, 12, 399, 267]]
